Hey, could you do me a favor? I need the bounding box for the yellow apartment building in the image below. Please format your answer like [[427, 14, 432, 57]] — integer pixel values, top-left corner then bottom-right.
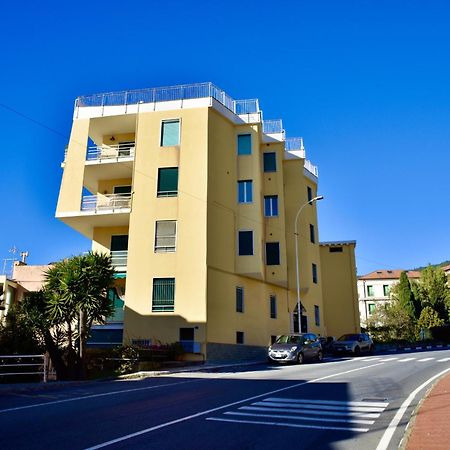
[[56, 82, 359, 360]]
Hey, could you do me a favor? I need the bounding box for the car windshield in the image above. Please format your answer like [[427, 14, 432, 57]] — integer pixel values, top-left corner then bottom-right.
[[338, 334, 360, 341], [275, 335, 303, 344]]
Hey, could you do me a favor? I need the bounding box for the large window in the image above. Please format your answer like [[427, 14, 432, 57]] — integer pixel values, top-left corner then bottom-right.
[[264, 195, 278, 217], [152, 278, 175, 312], [157, 167, 178, 197], [310, 224, 315, 244], [263, 152, 277, 172], [266, 242, 280, 265], [238, 231, 253, 255], [367, 285, 374, 297], [312, 263, 318, 284], [314, 305, 320, 326], [161, 119, 180, 146], [237, 134, 251, 155], [236, 287, 244, 313], [307, 186, 313, 202], [155, 221, 177, 252], [270, 295, 277, 319], [368, 304, 376, 315], [383, 285, 390, 296], [238, 180, 253, 203]]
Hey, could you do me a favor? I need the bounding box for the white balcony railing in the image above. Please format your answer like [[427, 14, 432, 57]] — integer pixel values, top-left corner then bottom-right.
[[304, 160, 319, 177], [87, 143, 135, 161], [81, 194, 132, 212], [111, 250, 127, 268], [76, 82, 260, 116], [262, 119, 284, 134]]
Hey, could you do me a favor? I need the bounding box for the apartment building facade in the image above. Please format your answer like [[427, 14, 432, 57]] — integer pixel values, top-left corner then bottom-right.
[[56, 82, 358, 360]]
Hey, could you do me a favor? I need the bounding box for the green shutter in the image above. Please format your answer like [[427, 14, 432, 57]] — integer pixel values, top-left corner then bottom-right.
[[158, 168, 178, 196]]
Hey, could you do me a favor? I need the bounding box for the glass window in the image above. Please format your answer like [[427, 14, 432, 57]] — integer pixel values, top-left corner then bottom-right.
[[314, 305, 320, 326], [270, 295, 277, 319], [152, 278, 175, 312], [367, 285, 374, 297], [236, 286, 244, 313], [263, 152, 276, 172], [155, 221, 176, 252], [383, 285, 390, 296], [114, 185, 132, 195], [157, 167, 178, 197], [264, 195, 278, 217], [238, 180, 253, 203], [368, 304, 376, 315], [236, 331, 244, 344], [329, 247, 343, 253], [237, 134, 251, 155], [307, 186, 313, 202], [161, 120, 180, 146], [238, 231, 253, 255], [310, 224, 315, 244], [312, 263, 318, 284], [266, 242, 280, 265]]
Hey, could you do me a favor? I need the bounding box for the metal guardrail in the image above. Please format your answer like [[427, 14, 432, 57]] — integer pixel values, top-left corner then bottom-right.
[[305, 159, 319, 177], [285, 137, 304, 151], [0, 354, 48, 382], [262, 119, 284, 134], [76, 82, 260, 115], [86, 144, 135, 161], [111, 250, 127, 267], [81, 194, 132, 212]]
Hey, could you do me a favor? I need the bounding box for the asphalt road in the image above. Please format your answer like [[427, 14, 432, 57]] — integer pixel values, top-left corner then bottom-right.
[[0, 348, 449, 450]]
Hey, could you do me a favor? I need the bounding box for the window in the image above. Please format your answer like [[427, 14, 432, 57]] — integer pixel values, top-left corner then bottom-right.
[[312, 263, 318, 284], [310, 224, 315, 244], [266, 242, 280, 265], [236, 287, 244, 313], [270, 295, 277, 319], [329, 247, 343, 253], [238, 180, 253, 203], [263, 152, 276, 172], [368, 304, 376, 315], [307, 186, 313, 202], [238, 231, 253, 255], [110, 235, 128, 268], [161, 120, 180, 146], [152, 278, 175, 312], [264, 195, 278, 217], [314, 305, 320, 326], [237, 134, 251, 155], [236, 331, 244, 344], [155, 221, 176, 252], [157, 167, 178, 197], [383, 285, 390, 296], [367, 285, 374, 297], [114, 185, 132, 195]]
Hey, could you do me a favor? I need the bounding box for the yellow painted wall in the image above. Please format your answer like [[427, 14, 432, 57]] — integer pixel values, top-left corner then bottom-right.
[[92, 226, 129, 253], [320, 243, 360, 338]]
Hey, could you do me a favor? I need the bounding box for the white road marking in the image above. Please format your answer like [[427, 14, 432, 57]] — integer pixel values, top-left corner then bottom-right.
[[376, 367, 450, 450], [240, 405, 381, 419], [85, 362, 385, 449], [417, 358, 434, 362], [438, 358, 450, 362], [0, 380, 201, 414], [397, 358, 416, 362], [224, 411, 375, 425], [253, 401, 385, 413], [378, 357, 399, 362], [264, 397, 389, 408], [206, 417, 370, 433]]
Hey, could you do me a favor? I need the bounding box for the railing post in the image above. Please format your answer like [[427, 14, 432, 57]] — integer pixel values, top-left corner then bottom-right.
[[43, 353, 48, 383], [101, 94, 105, 117]]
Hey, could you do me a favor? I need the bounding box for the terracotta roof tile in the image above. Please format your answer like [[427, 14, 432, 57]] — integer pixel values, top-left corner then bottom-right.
[[358, 269, 421, 280]]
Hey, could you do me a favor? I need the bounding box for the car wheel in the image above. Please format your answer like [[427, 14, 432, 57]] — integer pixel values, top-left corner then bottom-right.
[[354, 346, 361, 356], [296, 352, 304, 365], [316, 351, 323, 362]]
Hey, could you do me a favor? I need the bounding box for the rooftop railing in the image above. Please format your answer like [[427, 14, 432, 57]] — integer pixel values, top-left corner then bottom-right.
[[81, 194, 132, 212], [305, 160, 319, 178], [86, 143, 135, 161], [262, 119, 284, 134], [76, 82, 260, 115], [285, 137, 304, 152]]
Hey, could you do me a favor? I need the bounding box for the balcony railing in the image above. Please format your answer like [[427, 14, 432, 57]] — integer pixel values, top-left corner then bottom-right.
[[305, 160, 319, 177], [76, 82, 260, 116], [262, 119, 284, 134], [285, 137, 304, 152], [111, 250, 128, 268], [81, 194, 132, 212], [87, 143, 135, 161]]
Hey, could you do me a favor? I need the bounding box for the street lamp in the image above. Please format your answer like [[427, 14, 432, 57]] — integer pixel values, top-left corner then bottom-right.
[[294, 195, 324, 334]]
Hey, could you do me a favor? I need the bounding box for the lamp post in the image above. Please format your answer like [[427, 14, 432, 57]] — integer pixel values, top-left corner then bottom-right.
[[294, 195, 324, 334]]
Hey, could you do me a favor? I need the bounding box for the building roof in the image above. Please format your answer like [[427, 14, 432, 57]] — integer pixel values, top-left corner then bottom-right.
[[441, 264, 450, 273], [358, 269, 421, 280], [319, 241, 356, 246]]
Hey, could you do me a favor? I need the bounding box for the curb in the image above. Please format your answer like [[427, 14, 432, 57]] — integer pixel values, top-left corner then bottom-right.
[[375, 344, 450, 354]]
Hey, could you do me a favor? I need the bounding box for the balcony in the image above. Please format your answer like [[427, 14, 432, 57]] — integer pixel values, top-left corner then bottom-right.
[[81, 194, 132, 212], [262, 119, 285, 143], [86, 143, 135, 162], [304, 160, 319, 178], [285, 138, 305, 159], [111, 250, 128, 271]]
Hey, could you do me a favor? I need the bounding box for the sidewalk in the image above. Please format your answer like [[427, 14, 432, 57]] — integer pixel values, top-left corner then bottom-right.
[[405, 372, 450, 449]]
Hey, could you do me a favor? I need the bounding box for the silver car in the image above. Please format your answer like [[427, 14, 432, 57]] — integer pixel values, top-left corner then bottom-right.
[[332, 333, 374, 356], [268, 333, 323, 364]]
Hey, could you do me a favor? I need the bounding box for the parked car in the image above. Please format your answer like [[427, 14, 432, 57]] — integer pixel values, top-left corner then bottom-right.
[[332, 333, 374, 356], [268, 333, 323, 364], [318, 336, 336, 354]]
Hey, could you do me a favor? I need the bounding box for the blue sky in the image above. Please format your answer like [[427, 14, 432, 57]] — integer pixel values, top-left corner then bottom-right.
[[1, 0, 449, 275]]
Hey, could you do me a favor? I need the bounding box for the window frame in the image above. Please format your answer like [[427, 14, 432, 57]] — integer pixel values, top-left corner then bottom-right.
[[263, 152, 277, 172], [312, 263, 318, 284], [383, 285, 390, 296], [237, 180, 253, 204], [270, 295, 277, 319], [307, 186, 313, 203], [236, 331, 245, 344], [160, 119, 181, 147], [157, 167, 179, 197], [264, 195, 279, 217], [367, 285, 374, 297], [309, 224, 315, 244], [265, 242, 281, 266], [314, 305, 320, 326], [154, 220, 177, 253], [238, 230, 254, 256], [236, 286, 244, 313], [152, 277, 175, 312], [237, 134, 252, 155]]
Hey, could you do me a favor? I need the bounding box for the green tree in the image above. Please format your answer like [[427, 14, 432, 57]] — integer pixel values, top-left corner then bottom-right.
[[414, 266, 450, 323], [391, 271, 420, 319], [417, 306, 445, 330], [21, 252, 115, 380]]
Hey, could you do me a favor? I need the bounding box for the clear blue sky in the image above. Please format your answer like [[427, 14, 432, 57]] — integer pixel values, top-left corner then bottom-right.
[[1, 0, 449, 275]]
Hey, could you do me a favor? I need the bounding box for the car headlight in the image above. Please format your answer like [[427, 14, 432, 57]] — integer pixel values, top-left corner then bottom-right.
[[290, 346, 298, 352], [268, 346, 272, 352]]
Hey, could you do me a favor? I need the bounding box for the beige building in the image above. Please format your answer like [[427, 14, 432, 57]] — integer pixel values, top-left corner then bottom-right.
[[56, 82, 359, 360]]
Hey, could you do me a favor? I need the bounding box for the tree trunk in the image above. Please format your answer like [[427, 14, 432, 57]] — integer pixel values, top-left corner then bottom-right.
[[43, 330, 68, 380]]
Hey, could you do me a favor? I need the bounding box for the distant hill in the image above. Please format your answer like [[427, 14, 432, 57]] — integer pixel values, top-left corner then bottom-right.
[[412, 260, 450, 271]]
